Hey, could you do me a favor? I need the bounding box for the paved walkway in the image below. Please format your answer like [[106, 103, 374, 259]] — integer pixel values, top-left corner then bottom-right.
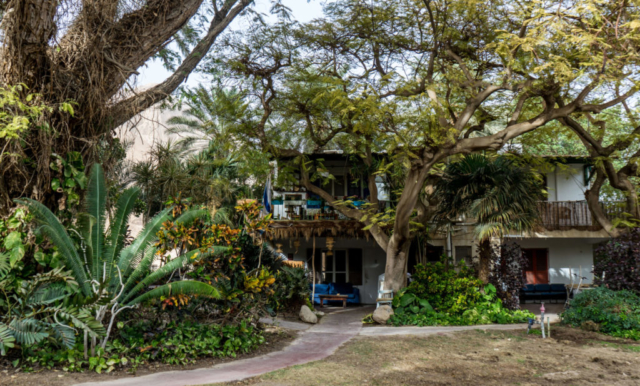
[[76, 306, 537, 386], [75, 307, 371, 386]]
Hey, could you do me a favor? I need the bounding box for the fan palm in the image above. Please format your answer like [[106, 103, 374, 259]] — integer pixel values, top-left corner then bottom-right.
[[15, 164, 226, 349], [434, 154, 543, 283]]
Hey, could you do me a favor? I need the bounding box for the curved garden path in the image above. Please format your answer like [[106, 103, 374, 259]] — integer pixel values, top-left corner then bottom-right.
[[75, 306, 537, 386], [75, 307, 370, 386]]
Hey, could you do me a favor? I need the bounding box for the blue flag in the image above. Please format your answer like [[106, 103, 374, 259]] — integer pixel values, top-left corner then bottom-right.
[[263, 175, 272, 214]]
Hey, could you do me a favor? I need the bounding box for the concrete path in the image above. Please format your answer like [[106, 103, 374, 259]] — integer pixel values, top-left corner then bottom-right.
[[75, 307, 371, 386], [361, 323, 527, 336]]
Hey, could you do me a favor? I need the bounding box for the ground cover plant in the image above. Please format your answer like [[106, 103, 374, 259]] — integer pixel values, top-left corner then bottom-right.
[[389, 262, 534, 326], [17, 319, 265, 374], [562, 286, 640, 340]]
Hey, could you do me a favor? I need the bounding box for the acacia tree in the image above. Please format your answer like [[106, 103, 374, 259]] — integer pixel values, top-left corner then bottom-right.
[[0, 0, 266, 212], [202, 0, 640, 291]]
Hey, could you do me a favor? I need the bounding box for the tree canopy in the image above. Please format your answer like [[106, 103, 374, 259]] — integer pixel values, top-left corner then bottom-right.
[[200, 0, 640, 290]]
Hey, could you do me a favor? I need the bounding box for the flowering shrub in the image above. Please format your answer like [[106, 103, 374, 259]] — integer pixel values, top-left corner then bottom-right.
[[593, 229, 640, 293]]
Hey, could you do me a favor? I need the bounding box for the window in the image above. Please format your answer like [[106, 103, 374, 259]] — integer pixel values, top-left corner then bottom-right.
[[334, 175, 345, 197], [427, 244, 444, 262], [307, 248, 363, 285], [455, 246, 473, 266]]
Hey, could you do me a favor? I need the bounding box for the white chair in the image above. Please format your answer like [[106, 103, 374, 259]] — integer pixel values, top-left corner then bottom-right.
[[376, 274, 393, 309]]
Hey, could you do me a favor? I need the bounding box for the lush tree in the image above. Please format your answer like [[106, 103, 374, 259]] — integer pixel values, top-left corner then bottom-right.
[[433, 154, 543, 283], [203, 0, 640, 291], [0, 0, 265, 212]]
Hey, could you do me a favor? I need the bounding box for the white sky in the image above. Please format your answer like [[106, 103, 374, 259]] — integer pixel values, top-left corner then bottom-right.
[[136, 0, 324, 87]]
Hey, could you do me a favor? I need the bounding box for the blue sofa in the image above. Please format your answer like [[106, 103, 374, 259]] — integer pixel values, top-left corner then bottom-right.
[[520, 284, 567, 303], [310, 283, 361, 305]]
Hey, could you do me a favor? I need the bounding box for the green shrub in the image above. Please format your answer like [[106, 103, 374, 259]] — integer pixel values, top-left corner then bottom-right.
[[562, 287, 640, 340], [19, 319, 264, 373], [389, 262, 534, 326], [270, 266, 311, 312]]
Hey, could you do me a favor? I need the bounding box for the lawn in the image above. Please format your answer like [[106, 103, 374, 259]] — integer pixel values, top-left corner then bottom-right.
[[216, 326, 640, 386]]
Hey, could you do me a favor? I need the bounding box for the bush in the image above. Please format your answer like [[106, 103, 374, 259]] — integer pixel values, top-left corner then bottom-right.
[[594, 229, 640, 293], [389, 262, 534, 326], [17, 319, 264, 373], [561, 287, 640, 340], [270, 266, 311, 313]]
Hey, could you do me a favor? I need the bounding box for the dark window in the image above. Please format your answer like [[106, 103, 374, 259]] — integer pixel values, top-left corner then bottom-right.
[[348, 249, 363, 285], [455, 246, 473, 266], [427, 245, 444, 262], [347, 174, 361, 197], [334, 176, 345, 197]]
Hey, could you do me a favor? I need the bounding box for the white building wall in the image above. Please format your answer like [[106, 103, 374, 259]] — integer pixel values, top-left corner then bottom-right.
[[278, 237, 386, 304], [546, 164, 587, 202], [509, 237, 607, 284]]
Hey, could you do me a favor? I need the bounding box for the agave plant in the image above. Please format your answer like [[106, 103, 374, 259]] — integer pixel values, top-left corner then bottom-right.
[[0, 267, 105, 355], [15, 164, 225, 350]]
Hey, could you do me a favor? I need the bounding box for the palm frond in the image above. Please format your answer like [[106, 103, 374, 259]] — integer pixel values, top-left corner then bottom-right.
[[8, 319, 48, 346], [56, 307, 105, 339], [0, 323, 16, 355], [174, 208, 210, 226], [104, 187, 140, 283], [120, 246, 157, 299], [115, 207, 172, 278], [14, 199, 92, 297], [0, 253, 9, 279], [51, 324, 76, 349], [127, 280, 220, 306], [86, 164, 107, 281], [27, 282, 69, 306], [121, 248, 216, 304]]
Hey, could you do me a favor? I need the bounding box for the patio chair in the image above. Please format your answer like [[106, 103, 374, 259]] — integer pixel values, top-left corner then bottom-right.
[[376, 274, 393, 309]]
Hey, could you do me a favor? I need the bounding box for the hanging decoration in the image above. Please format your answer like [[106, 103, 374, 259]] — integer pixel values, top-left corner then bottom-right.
[[294, 239, 300, 254], [326, 237, 334, 256]]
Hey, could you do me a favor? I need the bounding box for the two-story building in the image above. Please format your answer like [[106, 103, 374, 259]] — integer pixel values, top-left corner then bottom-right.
[[269, 153, 617, 304]]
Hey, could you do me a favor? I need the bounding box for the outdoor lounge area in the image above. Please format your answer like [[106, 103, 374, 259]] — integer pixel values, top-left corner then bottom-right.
[[311, 283, 361, 306]]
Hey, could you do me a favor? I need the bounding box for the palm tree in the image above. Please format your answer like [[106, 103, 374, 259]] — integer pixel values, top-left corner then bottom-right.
[[434, 154, 543, 283], [16, 165, 226, 351]]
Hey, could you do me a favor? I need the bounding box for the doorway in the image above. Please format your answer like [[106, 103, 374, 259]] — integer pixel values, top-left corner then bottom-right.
[[523, 248, 549, 284]]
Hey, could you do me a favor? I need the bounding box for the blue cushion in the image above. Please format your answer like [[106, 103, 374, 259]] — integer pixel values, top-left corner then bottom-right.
[[535, 284, 551, 292], [550, 284, 566, 292], [330, 283, 354, 295], [311, 284, 331, 295], [522, 284, 536, 292]]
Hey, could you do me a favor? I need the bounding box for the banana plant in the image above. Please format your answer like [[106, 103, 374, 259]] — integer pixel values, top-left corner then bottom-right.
[[15, 164, 226, 351]]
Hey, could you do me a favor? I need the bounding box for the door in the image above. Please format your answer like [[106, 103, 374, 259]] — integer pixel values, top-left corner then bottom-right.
[[523, 249, 549, 284]]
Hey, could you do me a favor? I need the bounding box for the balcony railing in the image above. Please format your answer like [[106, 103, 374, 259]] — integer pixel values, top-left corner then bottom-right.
[[537, 201, 624, 231]]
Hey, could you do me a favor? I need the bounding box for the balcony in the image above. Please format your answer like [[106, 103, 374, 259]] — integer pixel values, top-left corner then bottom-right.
[[272, 194, 367, 221], [537, 201, 624, 231]]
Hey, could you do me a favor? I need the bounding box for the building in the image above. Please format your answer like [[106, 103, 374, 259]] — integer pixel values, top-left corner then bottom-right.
[[269, 153, 617, 304]]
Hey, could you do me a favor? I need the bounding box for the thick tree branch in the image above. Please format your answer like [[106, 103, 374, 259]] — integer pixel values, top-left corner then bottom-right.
[[107, 0, 252, 129]]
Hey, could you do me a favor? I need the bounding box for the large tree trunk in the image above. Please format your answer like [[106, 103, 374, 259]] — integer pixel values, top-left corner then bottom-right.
[[477, 238, 492, 284], [383, 234, 412, 291]]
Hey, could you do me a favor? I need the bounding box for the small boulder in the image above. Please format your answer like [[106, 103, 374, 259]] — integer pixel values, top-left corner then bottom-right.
[[373, 305, 394, 324], [299, 305, 318, 324], [313, 310, 325, 317]]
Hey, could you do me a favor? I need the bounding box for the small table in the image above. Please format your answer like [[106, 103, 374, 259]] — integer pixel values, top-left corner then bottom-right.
[[318, 294, 349, 308]]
